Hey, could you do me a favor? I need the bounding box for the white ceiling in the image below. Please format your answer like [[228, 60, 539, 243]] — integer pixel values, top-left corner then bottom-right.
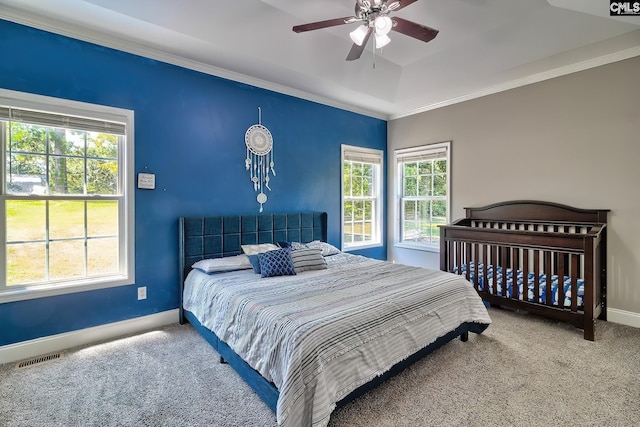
[[1, 0, 639, 120]]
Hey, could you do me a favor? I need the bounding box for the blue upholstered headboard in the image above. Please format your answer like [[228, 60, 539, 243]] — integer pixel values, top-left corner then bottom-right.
[[179, 211, 327, 280]]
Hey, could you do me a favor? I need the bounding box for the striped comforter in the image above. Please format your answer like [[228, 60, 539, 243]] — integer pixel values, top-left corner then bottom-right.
[[183, 253, 491, 427]]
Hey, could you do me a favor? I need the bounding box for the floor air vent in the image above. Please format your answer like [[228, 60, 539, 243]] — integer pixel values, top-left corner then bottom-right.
[[17, 353, 61, 368]]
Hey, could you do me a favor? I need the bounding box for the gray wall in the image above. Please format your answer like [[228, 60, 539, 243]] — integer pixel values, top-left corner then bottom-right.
[[388, 56, 640, 324]]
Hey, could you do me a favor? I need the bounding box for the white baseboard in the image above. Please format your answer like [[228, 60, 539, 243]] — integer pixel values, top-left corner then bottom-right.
[[0, 309, 180, 365], [607, 308, 640, 329]]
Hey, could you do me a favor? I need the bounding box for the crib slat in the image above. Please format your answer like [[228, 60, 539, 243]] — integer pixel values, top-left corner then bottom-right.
[[511, 247, 518, 300], [571, 254, 578, 312], [473, 244, 479, 290], [491, 245, 498, 296], [456, 242, 462, 280], [482, 245, 488, 293], [534, 251, 540, 303], [522, 248, 529, 302], [545, 251, 552, 306], [500, 246, 509, 298], [557, 254, 565, 309], [465, 242, 472, 281], [448, 241, 454, 272]]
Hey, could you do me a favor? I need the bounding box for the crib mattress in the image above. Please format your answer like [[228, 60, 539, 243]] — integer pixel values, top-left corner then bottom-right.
[[455, 262, 584, 308]]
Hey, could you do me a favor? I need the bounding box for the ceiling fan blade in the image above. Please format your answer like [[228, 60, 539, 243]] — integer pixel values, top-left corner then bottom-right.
[[346, 27, 373, 61], [393, 0, 419, 11], [293, 17, 353, 33], [391, 16, 439, 43]]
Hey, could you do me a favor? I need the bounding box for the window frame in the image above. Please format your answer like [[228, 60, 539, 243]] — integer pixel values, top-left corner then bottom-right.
[[0, 88, 134, 303], [394, 141, 451, 253], [341, 144, 383, 251]]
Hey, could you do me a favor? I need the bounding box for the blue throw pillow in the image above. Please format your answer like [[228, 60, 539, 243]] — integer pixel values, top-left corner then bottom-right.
[[259, 247, 296, 278], [248, 254, 261, 274], [277, 241, 292, 248]]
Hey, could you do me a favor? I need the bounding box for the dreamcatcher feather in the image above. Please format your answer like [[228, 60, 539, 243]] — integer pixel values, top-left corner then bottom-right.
[[245, 107, 275, 212]]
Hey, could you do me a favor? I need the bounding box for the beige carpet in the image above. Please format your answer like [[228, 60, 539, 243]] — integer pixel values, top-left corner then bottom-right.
[[1, 307, 638, 427], [329, 308, 640, 426]]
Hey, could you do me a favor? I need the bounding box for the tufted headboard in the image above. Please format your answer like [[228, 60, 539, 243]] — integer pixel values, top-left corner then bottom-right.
[[178, 211, 327, 281]]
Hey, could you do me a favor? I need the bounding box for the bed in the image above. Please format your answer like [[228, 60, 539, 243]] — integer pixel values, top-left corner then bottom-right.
[[439, 200, 608, 341], [179, 211, 491, 427]]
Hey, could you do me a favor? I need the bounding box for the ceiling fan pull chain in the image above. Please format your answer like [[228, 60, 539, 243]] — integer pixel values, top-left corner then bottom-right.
[[373, 38, 376, 69]]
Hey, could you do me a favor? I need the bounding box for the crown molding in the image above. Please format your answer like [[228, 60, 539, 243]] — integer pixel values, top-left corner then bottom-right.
[[4, 6, 638, 123], [390, 45, 640, 120], [0, 8, 388, 121]]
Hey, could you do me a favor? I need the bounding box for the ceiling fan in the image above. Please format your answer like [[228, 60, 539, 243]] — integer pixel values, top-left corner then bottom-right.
[[292, 0, 439, 61]]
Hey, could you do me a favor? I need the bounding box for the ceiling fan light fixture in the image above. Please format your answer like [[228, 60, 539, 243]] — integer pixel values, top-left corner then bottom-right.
[[374, 16, 392, 35], [375, 33, 391, 49], [349, 24, 369, 46], [293, 0, 438, 62]]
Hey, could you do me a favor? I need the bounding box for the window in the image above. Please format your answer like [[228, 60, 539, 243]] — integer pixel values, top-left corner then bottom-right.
[[395, 142, 450, 251], [0, 89, 134, 302], [341, 145, 383, 250]]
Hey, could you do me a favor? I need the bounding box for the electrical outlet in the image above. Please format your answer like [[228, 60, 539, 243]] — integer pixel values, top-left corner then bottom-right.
[[137, 286, 147, 300]]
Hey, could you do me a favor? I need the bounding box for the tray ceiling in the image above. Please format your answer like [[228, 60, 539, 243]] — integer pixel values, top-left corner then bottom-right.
[[1, 0, 639, 119]]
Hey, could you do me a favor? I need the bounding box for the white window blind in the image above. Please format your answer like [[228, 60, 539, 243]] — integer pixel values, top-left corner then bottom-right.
[[0, 106, 126, 135], [343, 146, 383, 164]]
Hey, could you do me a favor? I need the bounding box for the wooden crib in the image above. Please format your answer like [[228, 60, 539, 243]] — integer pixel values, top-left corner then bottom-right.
[[439, 200, 608, 340]]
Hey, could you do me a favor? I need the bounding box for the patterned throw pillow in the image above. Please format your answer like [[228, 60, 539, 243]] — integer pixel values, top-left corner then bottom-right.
[[258, 247, 296, 278], [290, 248, 327, 273]]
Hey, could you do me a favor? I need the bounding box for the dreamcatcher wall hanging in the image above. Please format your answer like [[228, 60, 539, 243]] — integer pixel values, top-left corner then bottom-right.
[[245, 107, 275, 212]]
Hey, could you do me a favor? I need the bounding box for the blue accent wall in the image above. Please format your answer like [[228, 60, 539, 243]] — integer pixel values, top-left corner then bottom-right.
[[0, 20, 387, 346]]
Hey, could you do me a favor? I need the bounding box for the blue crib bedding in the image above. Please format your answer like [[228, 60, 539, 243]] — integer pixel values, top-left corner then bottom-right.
[[454, 262, 584, 308]]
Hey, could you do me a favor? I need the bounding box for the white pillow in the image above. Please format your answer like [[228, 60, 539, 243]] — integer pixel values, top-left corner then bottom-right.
[[241, 243, 280, 255], [192, 254, 252, 273], [301, 240, 341, 257]]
